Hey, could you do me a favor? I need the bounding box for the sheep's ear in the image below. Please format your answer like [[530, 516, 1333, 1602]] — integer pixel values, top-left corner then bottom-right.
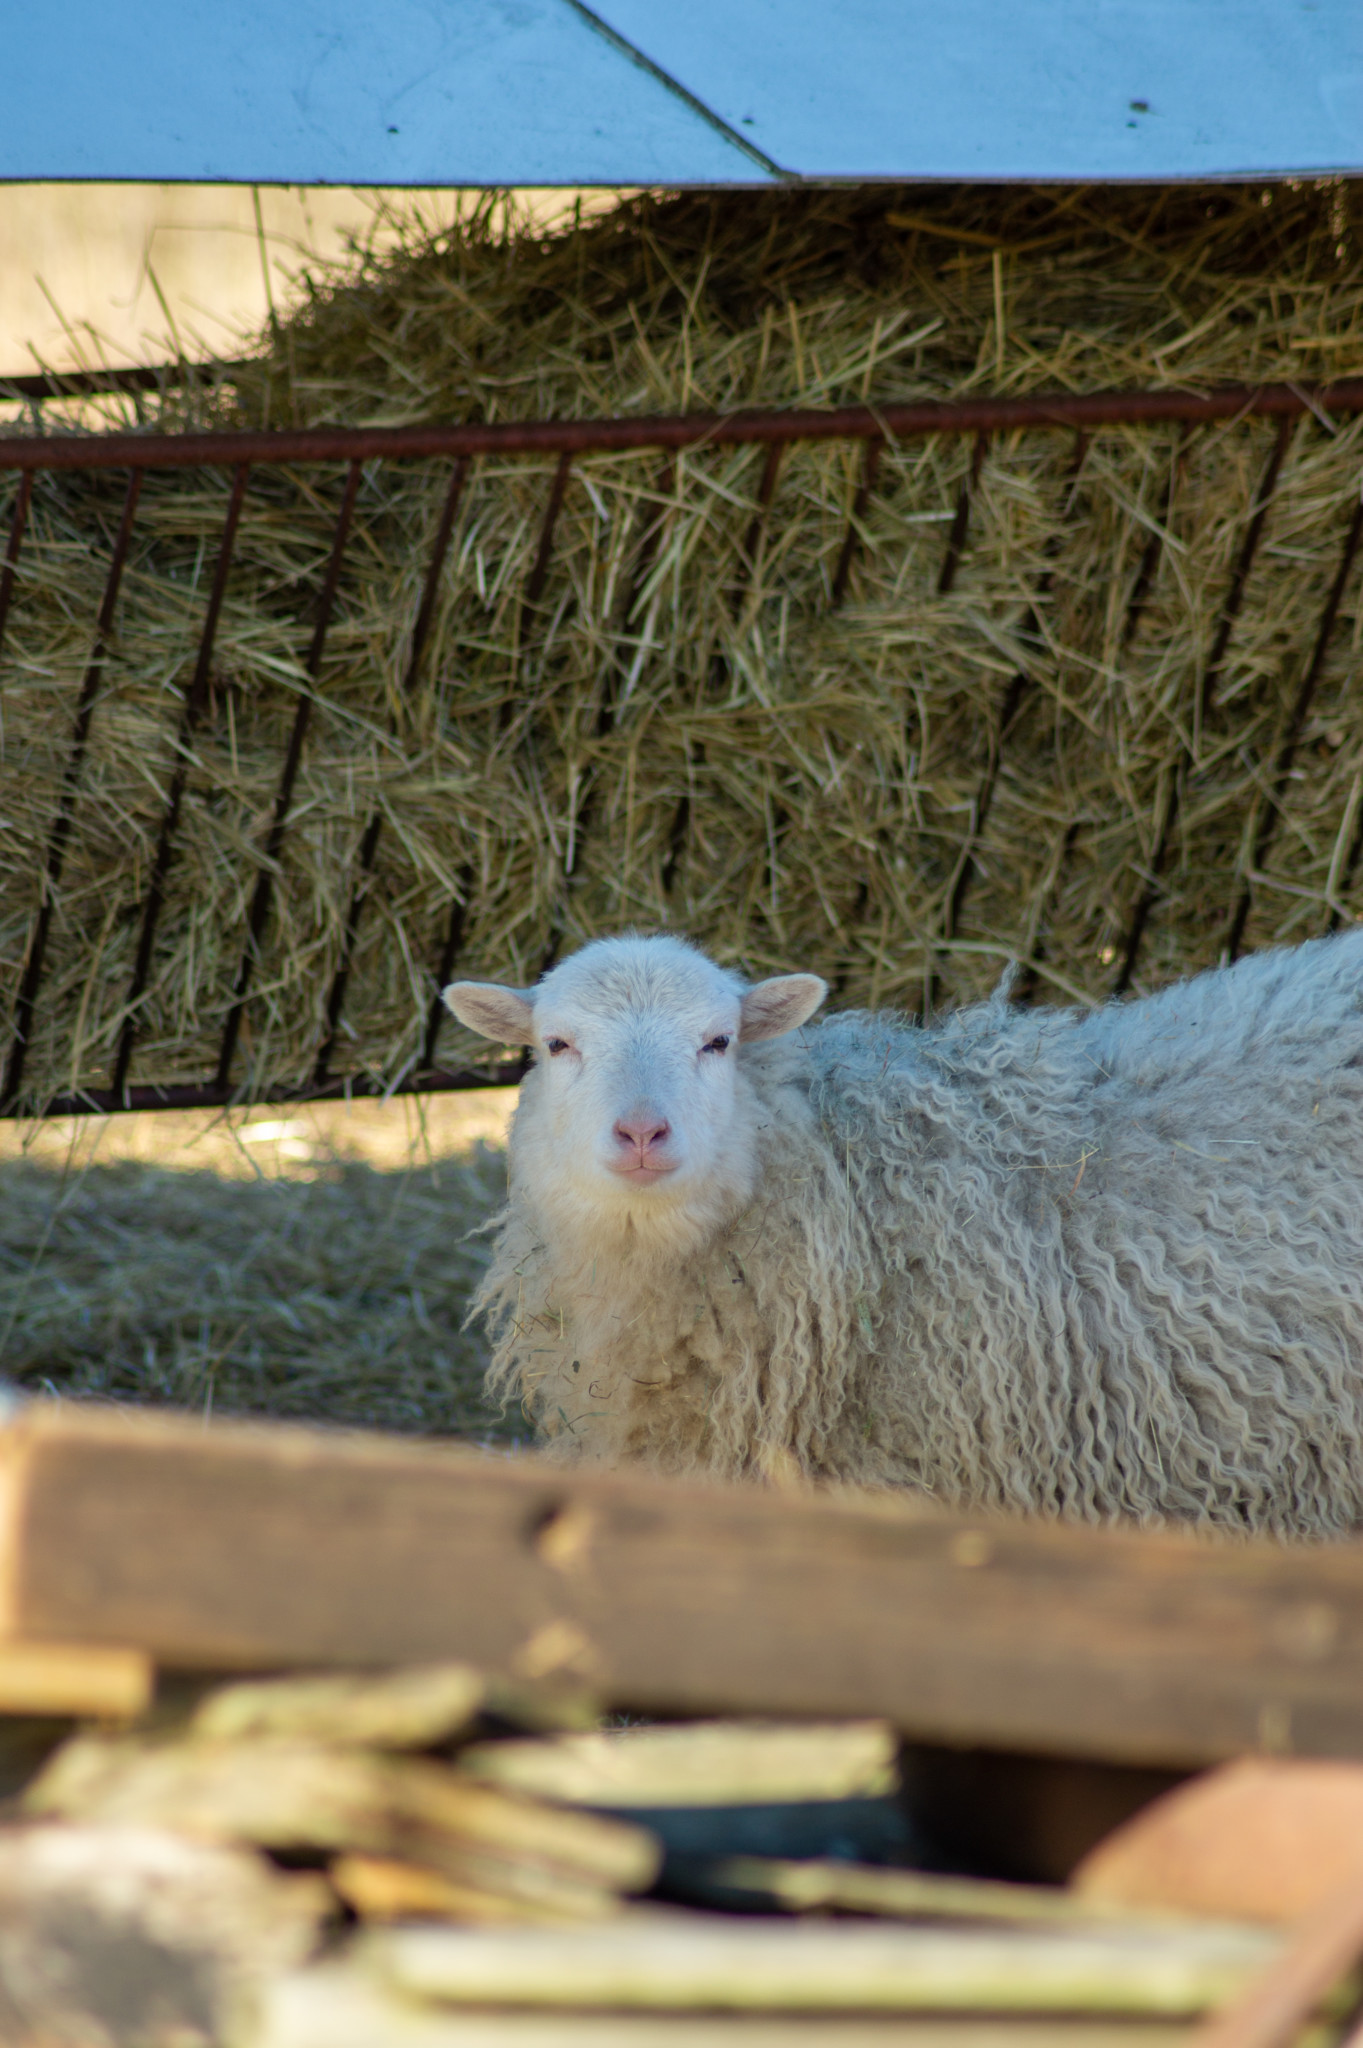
[[739, 973, 827, 1043], [443, 981, 536, 1044]]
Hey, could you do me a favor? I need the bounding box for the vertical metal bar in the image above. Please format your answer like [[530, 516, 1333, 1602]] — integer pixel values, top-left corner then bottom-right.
[[403, 458, 468, 695], [112, 463, 250, 1098], [526, 459, 683, 984], [931, 432, 1088, 997], [1012, 433, 1184, 1006], [316, 458, 468, 1084], [674, 442, 786, 895], [521, 450, 573, 625], [0, 469, 34, 666], [836, 431, 986, 1004], [937, 433, 988, 595], [1114, 417, 1291, 995], [733, 440, 784, 605], [498, 451, 574, 736], [1332, 818, 1363, 933], [830, 436, 883, 610], [547, 455, 676, 903], [215, 458, 360, 1094], [2, 468, 142, 1109], [422, 866, 475, 1070], [595, 456, 674, 745], [1121, 429, 1185, 655], [1228, 492, 1363, 959]]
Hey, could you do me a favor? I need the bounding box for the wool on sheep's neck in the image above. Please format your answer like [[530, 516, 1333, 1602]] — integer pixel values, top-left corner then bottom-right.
[[477, 1040, 886, 1482]]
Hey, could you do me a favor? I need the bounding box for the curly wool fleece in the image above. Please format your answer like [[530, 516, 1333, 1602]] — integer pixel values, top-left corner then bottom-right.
[[475, 932, 1363, 1533]]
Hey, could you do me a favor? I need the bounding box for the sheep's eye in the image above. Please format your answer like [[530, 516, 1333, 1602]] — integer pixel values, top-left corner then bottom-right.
[[544, 1037, 571, 1057], [701, 1034, 731, 1056]]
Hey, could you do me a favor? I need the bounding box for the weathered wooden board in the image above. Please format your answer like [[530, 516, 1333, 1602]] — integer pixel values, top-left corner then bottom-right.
[[0, 1638, 150, 1718], [260, 1963, 1199, 2048], [4, 1403, 1363, 1767]]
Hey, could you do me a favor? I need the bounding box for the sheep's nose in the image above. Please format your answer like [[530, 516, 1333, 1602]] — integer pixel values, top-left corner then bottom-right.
[[614, 1112, 671, 1153]]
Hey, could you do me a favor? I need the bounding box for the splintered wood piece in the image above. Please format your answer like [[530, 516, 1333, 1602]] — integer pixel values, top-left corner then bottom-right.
[[193, 1663, 488, 1748], [260, 1959, 1200, 2046], [1074, 1759, 1363, 1925], [332, 1850, 621, 1925], [26, 1731, 401, 1850], [0, 1822, 327, 2048], [24, 1732, 661, 1890], [13, 1401, 1363, 1765], [457, 1720, 899, 1807], [1188, 1867, 1363, 2048], [387, 1758, 662, 1891], [712, 1857, 1215, 1930], [193, 1664, 599, 1747], [0, 1637, 151, 1718], [365, 1911, 1276, 2016]]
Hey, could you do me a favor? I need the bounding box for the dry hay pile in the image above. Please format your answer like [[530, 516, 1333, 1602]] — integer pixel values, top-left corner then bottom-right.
[[2, 182, 1363, 1111], [0, 1136, 510, 1435]]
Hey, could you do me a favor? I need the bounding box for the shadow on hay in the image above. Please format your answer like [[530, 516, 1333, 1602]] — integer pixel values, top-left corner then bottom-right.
[[0, 1144, 517, 1440]]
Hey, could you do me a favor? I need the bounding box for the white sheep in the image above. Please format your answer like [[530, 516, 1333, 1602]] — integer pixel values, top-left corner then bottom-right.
[[445, 930, 1363, 1532]]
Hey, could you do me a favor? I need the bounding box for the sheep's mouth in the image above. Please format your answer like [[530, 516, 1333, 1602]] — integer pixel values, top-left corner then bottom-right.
[[607, 1159, 680, 1184]]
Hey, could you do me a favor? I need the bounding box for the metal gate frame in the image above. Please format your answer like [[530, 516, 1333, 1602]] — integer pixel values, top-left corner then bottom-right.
[[2, 376, 1362, 1116]]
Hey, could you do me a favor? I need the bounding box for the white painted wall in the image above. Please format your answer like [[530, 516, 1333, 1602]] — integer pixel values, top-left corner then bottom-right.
[[0, 184, 606, 380]]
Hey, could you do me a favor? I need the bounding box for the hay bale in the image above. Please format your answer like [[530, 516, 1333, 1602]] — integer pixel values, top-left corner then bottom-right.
[[2, 183, 1362, 1110]]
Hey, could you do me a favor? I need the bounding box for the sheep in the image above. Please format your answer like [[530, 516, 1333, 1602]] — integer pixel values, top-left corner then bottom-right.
[[444, 930, 1363, 1533]]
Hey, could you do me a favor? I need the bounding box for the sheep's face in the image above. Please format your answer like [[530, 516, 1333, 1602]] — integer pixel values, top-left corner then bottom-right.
[[444, 935, 825, 1257]]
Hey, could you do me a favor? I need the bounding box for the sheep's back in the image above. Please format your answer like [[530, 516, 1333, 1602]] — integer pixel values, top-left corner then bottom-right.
[[793, 938, 1363, 1530]]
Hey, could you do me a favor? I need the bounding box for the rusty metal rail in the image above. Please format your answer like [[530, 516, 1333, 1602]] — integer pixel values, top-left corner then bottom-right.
[[2, 377, 1362, 1119]]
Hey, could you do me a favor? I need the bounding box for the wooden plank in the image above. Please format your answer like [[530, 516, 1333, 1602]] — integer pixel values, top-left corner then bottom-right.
[[363, 1916, 1275, 2016], [260, 1964, 1199, 2048], [6, 1403, 1363, 1766], [0, 1637, 150, 1718]]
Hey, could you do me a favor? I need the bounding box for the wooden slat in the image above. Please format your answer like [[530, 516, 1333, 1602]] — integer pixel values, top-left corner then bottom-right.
[[5, 1404, 1363, 1766], [260, 1962, 1200, 2047], [0, 1638, 151, 1718]]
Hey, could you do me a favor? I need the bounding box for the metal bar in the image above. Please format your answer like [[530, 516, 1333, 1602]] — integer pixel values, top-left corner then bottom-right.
[[5, 381, 1363, 474], [112, 463, 250, 1099], [3, 1061, 523, 1121], [500, 451, 574, 735], [1114, 418, 1291, 995], [830, 435, 883, 609], [938, 432, 1089, 950], [937, 433, 989, 596], [1228, 492, 1363, 960], [734, 440, 784, 597], [831, 433, 986, 1004], [215, 458, 361, 1093], [1, 469, 143, 1110], [563, 455, 675, 888], [525, 462, 683, 985], [1332, 820, 1363, 933], [1195, 416, 1293, 747], [520, 450, 573, 630], [422, 867, 476, 1071], [1, 362, 247, 401], [679, 443, 787, 892], [1012, 432, 1186, 1006], [597, 456, 674, 743], [315, 458, 469, 1084], [0, 469, 34, 664], [1120, 431, 1186, 654]]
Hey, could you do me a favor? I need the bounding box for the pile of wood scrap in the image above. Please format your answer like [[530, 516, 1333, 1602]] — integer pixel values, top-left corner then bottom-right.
[[1, 1402, 1363, 2044], [0, 1675, 1310, 2047]]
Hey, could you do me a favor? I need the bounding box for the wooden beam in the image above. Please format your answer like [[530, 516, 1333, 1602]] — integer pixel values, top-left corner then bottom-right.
[[0, 1638, 151, 1718], [3, 1403, 1363, 1767]]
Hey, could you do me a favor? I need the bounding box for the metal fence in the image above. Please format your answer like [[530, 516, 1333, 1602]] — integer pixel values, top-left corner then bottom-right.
[[1, 376, 1361, 1117]]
